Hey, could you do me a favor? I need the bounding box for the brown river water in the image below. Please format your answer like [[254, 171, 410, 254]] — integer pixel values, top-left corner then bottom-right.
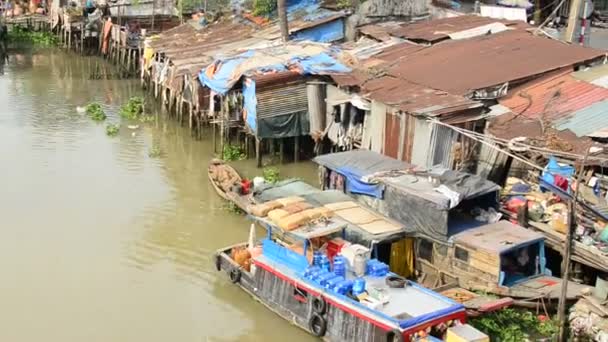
[[0, 47, 316, 342]]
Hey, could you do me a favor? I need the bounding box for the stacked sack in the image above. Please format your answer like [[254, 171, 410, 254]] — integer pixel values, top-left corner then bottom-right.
[[248, 196, 334, 231]]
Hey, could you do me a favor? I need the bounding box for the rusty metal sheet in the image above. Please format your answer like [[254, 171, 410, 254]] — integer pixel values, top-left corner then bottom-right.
[[362, 76, 482, 117], [360, 15, 529, 44], [386, 30, 605, 95], [384, 112, 401, 159], [499, 68, 608, 123]]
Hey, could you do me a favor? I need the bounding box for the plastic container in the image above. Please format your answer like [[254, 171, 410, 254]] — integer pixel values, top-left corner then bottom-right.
[[311, 269, 328, 282], [319, 273, 338, 287], [334, 280, 353, 295], [313, 251, 322, 267], [353, 252, 367, 276], [367, 259, 389, 277], [333, 255, 346, 277], [325, 275, 344, 290], [319, 255, 331, 272], [303, 266, 320, 279], [352, 278, 366, 296]]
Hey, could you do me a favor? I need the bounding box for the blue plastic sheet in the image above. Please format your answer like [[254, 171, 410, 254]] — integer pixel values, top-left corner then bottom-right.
[[242, 78, 257, 132], [198, 50, 254, 94], [337, 166, 384, 199], [289, 52, 350, 74], [541, 157, 574, 191], [291, 19, 344, 43], [198, 50, 349, 95]]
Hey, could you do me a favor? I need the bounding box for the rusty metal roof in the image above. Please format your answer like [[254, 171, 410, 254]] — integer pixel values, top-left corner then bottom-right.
[[385, 30, 605, 95], [361, 76, 482, 116], [498, 68, 608, 123], [359, 15, 529, 43]]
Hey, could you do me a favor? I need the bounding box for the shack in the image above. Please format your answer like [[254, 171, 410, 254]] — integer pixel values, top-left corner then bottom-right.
[[313, 150, 501, 242]]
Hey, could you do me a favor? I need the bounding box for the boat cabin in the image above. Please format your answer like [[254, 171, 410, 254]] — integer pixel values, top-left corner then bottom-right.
[[417, 221, 589, 302]]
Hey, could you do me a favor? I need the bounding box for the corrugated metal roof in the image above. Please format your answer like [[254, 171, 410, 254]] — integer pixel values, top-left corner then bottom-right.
[[555, 100, 608, 137], [385, 30, 605, 95], [361, 76, 482, 116], [360, 15, 529, 43], [498, 69, 608, 122]]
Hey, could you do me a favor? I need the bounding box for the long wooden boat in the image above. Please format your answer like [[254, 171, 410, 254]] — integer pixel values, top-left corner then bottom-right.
[[214, 217, 474, 342], [207, 159, 253, 212]]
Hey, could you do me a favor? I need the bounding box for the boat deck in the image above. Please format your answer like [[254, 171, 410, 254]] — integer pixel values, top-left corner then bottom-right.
[[253, 252, 463, 329]]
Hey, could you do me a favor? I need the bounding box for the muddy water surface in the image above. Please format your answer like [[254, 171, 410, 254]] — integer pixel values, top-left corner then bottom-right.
[[0, 48, 316, 342]]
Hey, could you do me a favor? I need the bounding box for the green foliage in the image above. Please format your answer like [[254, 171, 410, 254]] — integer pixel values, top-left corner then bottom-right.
[[105, 124, 119, 137], [470, 308, 558, 342], [224, 202, 243, 214], [120, 97, 145, 120], [253, 0, 276, 16], [85, 102, 107, 121], [222, 145, 246, 161], [8, 27, 58, 46], [139, 114, 155, 123], [263, 167, 280, 184], [148, 145, 162, 158], [336, 0, 352, 9]]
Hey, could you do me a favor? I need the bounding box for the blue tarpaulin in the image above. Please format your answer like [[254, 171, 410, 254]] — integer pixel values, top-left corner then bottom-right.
[[198, 50, 254, 94], [337, 166, 385, 199], [289, 52, 350, 74], [198, 50, 350, 95], [291, 18, 344, 43], [243, 78, 257, 132]]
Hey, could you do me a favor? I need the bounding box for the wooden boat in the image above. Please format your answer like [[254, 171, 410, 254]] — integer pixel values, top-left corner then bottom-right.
[[214, 217, 477, 342], [207, 159, 254, 212], [415, 220, 591, 309]]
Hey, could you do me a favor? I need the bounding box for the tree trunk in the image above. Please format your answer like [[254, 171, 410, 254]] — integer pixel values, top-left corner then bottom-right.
[[277, 0, 289, 42]]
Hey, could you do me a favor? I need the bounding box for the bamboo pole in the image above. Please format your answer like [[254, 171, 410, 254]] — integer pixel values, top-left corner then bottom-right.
[[557, 146, 590, 342]]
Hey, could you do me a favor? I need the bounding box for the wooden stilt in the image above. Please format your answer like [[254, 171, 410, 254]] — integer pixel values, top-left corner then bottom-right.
[[294, 136, 300, 163], [256, 138, 262, 168], [280, 138, 285, 164]]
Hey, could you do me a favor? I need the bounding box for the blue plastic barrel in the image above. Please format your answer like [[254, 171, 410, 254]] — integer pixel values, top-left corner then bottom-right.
[[333, 256, 346, 277], [352, 278, 366, 296]]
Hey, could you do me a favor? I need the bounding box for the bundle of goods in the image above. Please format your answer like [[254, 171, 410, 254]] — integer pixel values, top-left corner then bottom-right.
[[231, 246, 252, 272], [248, 196, 334, 231], [209, 159, 241, 193]]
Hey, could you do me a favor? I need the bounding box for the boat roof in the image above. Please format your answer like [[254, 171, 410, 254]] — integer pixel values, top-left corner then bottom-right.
[[452, 221, 544, 255], [254, 215, 348, 240]]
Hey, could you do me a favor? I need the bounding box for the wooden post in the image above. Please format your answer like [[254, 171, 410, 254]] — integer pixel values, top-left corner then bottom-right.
[[280, 138, 285, 164], [565, 0, 583, 43], [256, 138, 262, 168], [294, 136, 299, 163], [277, 0, 289, 42], [557, 149, 589, 342]]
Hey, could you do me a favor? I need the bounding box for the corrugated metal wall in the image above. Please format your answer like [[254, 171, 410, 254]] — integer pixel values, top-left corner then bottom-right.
[[410, 118, 433, 167], [428, 123, 457, 168], [369, 101, 386, 153], [256, 81, 308, 120], [384, 112, 401, 159]]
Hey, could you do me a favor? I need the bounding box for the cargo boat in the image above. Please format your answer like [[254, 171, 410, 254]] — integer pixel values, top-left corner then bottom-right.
[[214, 217, 469, 341]]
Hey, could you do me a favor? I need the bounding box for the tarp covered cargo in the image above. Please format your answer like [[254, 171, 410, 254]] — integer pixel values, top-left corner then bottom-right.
[[253, 179, 414, 245], [313, 150, 501, 241]]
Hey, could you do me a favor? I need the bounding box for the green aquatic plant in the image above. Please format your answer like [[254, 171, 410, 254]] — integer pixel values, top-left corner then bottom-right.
[[222, 145, 246, 161], [85, 102, 107, 122], [470, 308, 558, 341], [8, 27, 58, 46], [120, 97, 145, 120], [224, 202, 243, 214], [105, 124, 119, 137], [263, 166, 280, 184], [148, 145, 162, 158], [139, 114, 155, 123]]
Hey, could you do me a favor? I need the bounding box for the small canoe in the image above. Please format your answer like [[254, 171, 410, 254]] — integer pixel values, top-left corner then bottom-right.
[[208, 159, 254, 212]]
